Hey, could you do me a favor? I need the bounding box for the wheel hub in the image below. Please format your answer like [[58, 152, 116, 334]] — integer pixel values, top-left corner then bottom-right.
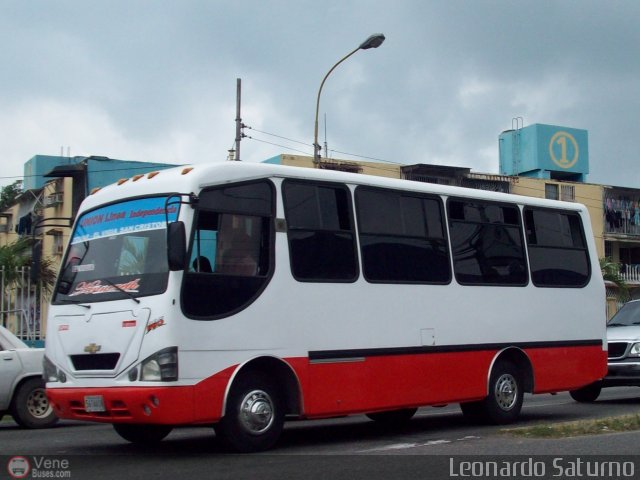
[[27, 388, 52, 418], [239, 390, 275, 435], [494, 374, 517, 411]]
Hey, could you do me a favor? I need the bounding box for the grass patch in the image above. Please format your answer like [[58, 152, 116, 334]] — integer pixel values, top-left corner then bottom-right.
[[502, 413, 640, 438]]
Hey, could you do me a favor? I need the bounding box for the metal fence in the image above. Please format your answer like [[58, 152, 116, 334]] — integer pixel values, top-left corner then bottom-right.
[[0, 266, 48, 341], [621, 265, 640, 284]]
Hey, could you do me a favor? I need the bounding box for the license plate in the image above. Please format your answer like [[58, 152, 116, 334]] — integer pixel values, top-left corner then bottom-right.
[[84, 395, 106, 413]]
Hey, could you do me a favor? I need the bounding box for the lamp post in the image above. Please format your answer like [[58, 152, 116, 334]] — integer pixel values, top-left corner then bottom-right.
[[313, 33, 385, 166]]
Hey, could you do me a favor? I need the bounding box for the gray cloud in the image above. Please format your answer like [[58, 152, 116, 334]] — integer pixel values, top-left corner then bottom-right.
[[1, 0, 638, 189]]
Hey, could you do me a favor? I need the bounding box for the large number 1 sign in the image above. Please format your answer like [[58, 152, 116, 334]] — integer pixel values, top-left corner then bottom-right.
[[549, 131, 579, 169]]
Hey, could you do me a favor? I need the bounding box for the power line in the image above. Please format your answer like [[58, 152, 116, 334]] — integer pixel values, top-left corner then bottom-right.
[[0, 163, 186, 182], [244, 124, 404, 166], [244, 135, 312, 156], [244, 126, 310, 148]]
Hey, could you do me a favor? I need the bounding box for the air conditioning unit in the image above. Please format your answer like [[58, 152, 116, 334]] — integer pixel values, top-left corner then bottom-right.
[[44, 192, 64, 207]]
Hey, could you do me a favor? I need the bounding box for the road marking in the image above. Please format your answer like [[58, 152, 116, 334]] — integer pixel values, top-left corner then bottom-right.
[[358, 436, 480, 453]]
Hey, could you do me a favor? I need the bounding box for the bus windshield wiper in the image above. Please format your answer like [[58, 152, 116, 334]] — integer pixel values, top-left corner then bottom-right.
[[56, 299, 91, 309], [103, 279, 141, 304]]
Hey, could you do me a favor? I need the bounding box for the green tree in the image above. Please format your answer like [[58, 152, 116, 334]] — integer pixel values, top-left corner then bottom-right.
[[600, 257, 629, 303], [0, 238, 56, 292], [0, 180, 22, 212]]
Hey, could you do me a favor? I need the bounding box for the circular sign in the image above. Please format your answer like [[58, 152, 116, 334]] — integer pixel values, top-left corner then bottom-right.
[[549, 131, 579, 169], [7, 457, 30, 479]]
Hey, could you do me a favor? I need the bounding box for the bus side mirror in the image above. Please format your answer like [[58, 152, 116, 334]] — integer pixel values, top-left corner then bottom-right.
[[167, 221, 187, 271]]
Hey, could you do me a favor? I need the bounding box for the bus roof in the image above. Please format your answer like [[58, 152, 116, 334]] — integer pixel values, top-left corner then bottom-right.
[[82, 161, 588, 214]]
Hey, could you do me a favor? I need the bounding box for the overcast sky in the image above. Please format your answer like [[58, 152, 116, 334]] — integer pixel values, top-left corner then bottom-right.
[[1, 0, 638, 190]]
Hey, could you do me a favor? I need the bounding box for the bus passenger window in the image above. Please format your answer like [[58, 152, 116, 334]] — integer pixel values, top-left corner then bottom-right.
[[283, 180, 358, 282], [524, 208, 590, 287], [356, 187, 451, 283], [448, 199, 528, 286]]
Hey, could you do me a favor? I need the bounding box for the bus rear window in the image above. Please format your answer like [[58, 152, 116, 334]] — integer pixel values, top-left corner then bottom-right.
[[524, 208, 590, 287]]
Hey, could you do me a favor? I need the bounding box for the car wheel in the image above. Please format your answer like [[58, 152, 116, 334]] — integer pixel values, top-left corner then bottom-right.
[[214, 372, 284, 453], [113, 424, 173, 443], [366, 408, 418, 424], [10, 377, 58, 429], [569, 382, 602, 403]]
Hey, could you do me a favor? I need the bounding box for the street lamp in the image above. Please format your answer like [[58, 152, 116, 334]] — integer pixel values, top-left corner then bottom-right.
[[313, 33, 386, 166]]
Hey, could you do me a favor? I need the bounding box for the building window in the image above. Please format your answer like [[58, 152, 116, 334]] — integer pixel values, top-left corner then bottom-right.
[[524, 208, 590, 287], [355, 187, 451, 283], [447, 199, 528, 286], [560, 185, 575, 202], [283, 180, 358, 282], [604, 241, 613, 260], [545, 184, 559, 200]]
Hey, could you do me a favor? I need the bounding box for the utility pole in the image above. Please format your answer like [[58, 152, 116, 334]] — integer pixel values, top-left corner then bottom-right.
[[235, 78, 242, 161]]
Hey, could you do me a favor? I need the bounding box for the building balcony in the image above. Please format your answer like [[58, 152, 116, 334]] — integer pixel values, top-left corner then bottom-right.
[[621, 265, 640, 284], [605, 223, 640, 237]]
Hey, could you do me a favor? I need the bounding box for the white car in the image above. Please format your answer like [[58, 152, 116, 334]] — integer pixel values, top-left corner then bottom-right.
[[570, 299, 640, 402], [0, 326, 58, 428]]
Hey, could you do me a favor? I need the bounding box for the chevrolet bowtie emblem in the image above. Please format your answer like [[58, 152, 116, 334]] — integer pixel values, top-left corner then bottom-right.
[[83, 343, 102, 354]]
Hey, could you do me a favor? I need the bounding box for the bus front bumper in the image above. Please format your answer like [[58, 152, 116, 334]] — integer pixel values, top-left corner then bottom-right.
[[46, 381, 228, 425]]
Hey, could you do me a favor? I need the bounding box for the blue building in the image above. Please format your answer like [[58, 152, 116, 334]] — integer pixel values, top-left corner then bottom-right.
[[499, 123, 589, 182], [24, 155, 178, 216]]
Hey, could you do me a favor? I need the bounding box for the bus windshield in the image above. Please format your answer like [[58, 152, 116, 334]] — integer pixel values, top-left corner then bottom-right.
[[54, 196, 180, 304]]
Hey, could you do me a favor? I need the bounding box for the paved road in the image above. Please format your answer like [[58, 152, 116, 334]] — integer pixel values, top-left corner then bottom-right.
[[2, 387, 640, 479]]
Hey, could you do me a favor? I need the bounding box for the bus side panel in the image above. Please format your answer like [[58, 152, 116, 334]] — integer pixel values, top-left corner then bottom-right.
[[303, 351, 494, 417], [527, 345, 607, 394]]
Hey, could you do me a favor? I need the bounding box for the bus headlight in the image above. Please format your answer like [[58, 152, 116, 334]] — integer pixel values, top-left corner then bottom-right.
[[43, 356, 66, 383], [140, 347, 178, 381], [629, 343, 640, 357]]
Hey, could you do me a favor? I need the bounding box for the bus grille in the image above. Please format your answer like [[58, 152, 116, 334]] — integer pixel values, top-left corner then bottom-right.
[[608, 342, 629, 360], [70, 353, 120, 371]]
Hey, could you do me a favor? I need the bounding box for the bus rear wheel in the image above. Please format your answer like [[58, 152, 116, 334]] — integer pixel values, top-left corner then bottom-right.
[[366, 408, 417, 424], [214, 372, 284, 453], [113, 424, 172, 443], [569, 382, 602, 403], [461, 360, 523, 424]]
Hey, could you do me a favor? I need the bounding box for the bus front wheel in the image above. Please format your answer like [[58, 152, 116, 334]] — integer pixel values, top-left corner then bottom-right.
[[215, 372, 284, 453], [461, 360, 523, 424], [112, 424, 172, 443]]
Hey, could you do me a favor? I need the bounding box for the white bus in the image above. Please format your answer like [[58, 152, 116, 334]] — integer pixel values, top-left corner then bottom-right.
[[44, 162, 607, 452]]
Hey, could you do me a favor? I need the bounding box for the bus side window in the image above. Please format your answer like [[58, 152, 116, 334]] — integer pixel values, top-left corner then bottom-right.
[[355, 187, 451, 283], [189, 211, 218, 273], [524, 208, 590, 287], [448, 199, 528, 286], [283, 180, 358, 282], [182, 181, 275, 319]]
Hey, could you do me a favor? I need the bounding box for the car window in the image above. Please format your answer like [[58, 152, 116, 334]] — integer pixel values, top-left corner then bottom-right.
[[0, 327, 28, 349], [609, 302, 640, 326]]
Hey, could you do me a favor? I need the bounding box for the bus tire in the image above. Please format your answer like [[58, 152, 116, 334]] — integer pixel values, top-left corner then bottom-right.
[[215, 373, 284, 453], [569, 382, 602, 403], [112, 424, 172, 443], [10, 377, 58, 429], [366, 408, 417, 424], [461, 360, 523, 424]]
